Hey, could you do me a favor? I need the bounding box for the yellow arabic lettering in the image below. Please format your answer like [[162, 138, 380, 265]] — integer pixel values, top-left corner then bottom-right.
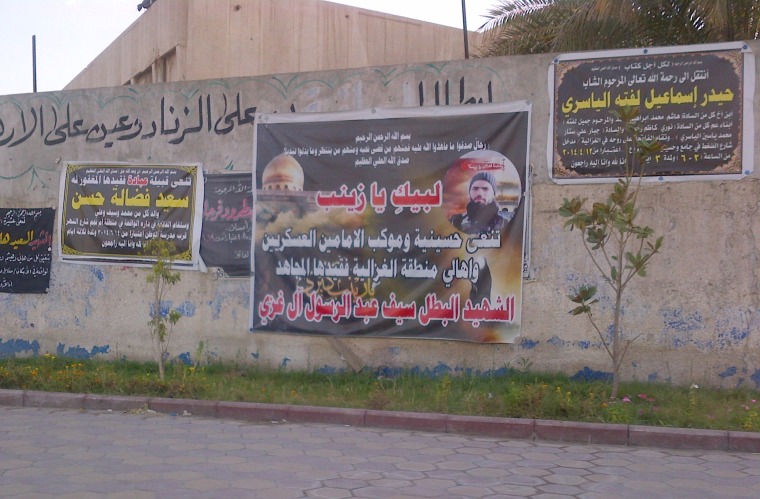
[[111, 189, 126, 206], [614, 89, 641, 107], [155, 193, 190, 208], [125, 192, 151, 207], [561, 97, 575, 114]]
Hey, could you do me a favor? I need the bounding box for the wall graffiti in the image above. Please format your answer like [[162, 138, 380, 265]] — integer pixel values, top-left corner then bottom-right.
[[0, 95, 256, 149], [0, 72, 501, 153]]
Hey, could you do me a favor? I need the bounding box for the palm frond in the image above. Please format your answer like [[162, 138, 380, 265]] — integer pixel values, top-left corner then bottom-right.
[[474, 0, 758, 57]]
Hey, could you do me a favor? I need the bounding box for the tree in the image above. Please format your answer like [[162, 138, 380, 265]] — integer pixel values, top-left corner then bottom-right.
[[143, 237, 182, 382], [477, 0, 760, 57], [559, 106, 665, 399]]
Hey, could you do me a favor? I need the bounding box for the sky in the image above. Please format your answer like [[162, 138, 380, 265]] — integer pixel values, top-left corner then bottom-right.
[[0, 0, 499, 97]]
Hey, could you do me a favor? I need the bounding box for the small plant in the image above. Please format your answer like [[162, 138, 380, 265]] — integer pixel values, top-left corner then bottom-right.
[[194, 340, 212, 370], [366, 381, 392, 410], [635, 392, 660, 424], [435, 375, 453, 413], [603, 400, 634, 424], [741, 399, 760, 431], [559, 106, 666, 399], [142, 237, 182, 382], [686, 383, 699, 423], [513, 356, 533, 373]]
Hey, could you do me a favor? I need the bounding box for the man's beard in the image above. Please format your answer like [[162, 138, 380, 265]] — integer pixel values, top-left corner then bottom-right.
[[465, 200, 498, 227]]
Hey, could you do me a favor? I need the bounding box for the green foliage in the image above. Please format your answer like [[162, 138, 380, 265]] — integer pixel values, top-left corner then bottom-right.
[[741, 400, 760, 431], [142, 237, 182, 382], [2, 357, 759, 432], [477, 0, 760, 57], [558, 106, 665, 399], [567, 284, 598, 316], [435, 374, 453, 413]]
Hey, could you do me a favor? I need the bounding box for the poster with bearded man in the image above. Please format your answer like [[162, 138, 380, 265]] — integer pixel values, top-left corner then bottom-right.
[[251, 102, 531, 343]]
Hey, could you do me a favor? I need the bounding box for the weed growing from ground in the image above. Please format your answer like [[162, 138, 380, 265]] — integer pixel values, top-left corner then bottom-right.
[[741, 399, 760, 431]]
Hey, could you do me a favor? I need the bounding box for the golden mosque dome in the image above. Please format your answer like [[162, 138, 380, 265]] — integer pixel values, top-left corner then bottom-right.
[[261, 154, 304, 191]]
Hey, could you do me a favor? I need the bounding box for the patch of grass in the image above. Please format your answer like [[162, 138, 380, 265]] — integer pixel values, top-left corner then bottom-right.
[[0, 356, 758, 432]]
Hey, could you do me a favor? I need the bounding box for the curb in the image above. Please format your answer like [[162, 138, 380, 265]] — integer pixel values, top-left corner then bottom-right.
[[1, 389, 758, 453]]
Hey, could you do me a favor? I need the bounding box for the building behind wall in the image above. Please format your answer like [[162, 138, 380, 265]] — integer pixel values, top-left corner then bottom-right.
[[65, 0, 480, 90]]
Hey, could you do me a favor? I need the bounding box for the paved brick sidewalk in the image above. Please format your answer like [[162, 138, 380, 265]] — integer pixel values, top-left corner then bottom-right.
[[2, 405, 760, 498]]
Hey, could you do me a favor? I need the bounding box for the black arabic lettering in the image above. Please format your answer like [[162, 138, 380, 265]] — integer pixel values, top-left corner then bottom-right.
[[8, 107, 38, 148]]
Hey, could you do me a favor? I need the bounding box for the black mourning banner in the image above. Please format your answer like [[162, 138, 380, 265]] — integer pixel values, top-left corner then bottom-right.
[[59, 163, 201, 267], [551, 44, 750, 181], [200, 173, 253, 276], [252, 102, 531, 343], [0, 208, 54, 293]]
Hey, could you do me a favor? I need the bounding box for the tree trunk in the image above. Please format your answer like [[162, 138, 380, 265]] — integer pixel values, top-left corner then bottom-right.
[[610, 250, 625, 400], [158, 356, 165, 382]]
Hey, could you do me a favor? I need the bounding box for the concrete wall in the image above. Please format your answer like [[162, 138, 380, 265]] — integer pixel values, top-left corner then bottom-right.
[[65, 0, 480, 90], [2, 41, 760, 388]]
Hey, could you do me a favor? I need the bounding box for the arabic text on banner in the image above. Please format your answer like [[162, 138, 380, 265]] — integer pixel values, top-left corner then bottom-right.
[[252, 102, 531, 343], [0, 208, 54, 293], [58, 163, 202, 268], [551, 43, 752, 181], [200, 173, 253, 276]]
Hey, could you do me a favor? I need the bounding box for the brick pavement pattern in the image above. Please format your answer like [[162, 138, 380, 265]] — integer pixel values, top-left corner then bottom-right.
[[2, 406, 760, 498]]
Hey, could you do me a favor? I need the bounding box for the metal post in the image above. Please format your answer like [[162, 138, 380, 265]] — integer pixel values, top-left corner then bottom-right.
[[32, 35, 37, 93], [461, 0, 470, 59]]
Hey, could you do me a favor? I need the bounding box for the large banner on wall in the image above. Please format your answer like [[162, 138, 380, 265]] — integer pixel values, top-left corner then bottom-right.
[[0, 208, 54, 293], [57, 163, 204, 268], [549, 42, 755, 183], [251, 102, 530, 343], [200, 173, 253, 277]]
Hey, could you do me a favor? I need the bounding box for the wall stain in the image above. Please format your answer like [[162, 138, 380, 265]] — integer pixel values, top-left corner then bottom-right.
[[519, 338, 539, 349], [209, 296, 223, 320], [315, 365, 340, 375], [547, 336, 570, 347], [372, 364, 511, 379], [151, 301, 168, 317], [660, 308, 753, 352], [177, 352, 192, 365], [209, 284, 250, 320], [545, 335, 604, 351], [662, 308, 704, 333], [14, 308, 28, 322], [660, 307, 704, 349], [719, 366, 738, 378], [715, 316, 750, 349], [82, 267, 109, 318], [55, 343, 110, 359], [175, 301, 196, 317], [0, 338, 41, 357], [571, 367, 612, 382], [749, 369, 760, 388]]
